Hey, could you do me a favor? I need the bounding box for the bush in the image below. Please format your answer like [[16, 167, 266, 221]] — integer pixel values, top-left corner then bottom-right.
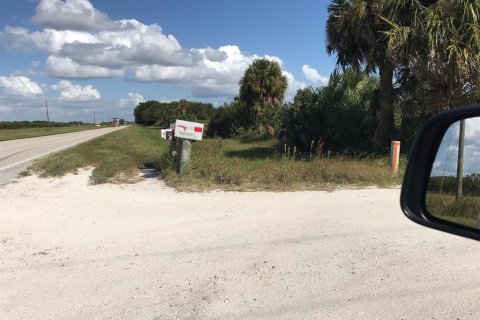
[[134, 100, 214, 127], [280, 69, 379, 153], [206, 101, 253, 138]]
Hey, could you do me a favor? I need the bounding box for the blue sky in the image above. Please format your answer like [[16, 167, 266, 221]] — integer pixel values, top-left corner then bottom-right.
[[431, 118, 480, 177], [0, 0, 336, 122]]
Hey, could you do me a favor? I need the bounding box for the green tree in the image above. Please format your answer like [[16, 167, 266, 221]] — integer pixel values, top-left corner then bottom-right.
[[382, 0, 480, 111], [239, 58, 288, 128], [206, 101, 252, 137], [133, 100, 214, 127], [326, 0, 395, 150], [281, 69, 379, 151], [326, 0, 480, 151]]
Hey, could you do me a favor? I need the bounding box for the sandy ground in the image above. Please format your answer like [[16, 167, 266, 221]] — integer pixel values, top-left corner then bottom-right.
[[1, 170, 480, 320]]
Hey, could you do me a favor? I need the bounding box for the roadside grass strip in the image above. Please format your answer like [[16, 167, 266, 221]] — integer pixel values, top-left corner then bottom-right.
[[0, 126, 101, 141], [28, 126, 404, 189], [28, 126, 168, 184]]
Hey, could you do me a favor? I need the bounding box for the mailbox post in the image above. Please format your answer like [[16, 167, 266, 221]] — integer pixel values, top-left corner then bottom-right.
[[172, 119, 204, 174]]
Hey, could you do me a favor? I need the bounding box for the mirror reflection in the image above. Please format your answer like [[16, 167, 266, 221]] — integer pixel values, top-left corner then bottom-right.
[[426, 117, 480, 229]]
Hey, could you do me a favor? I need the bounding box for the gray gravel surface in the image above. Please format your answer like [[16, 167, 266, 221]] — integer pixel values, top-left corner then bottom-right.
[[1, 169, 479, 320]]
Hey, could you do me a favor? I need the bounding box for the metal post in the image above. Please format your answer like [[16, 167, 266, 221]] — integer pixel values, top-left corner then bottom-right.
[[45, 98, 50, 122], [456, 119, 465, 201]]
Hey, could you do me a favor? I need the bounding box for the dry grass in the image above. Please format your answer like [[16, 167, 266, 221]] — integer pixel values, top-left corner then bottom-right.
[[426, 192, 480, 228], [157, 138, 405, 191]]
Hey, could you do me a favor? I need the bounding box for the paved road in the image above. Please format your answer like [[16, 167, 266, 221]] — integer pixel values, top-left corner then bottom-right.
[[1, 172, 479, 320], [0, 127, 124, 185]]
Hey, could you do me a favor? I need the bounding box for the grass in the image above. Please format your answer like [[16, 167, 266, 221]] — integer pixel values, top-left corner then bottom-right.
[[0, 126, 101, 141], [27, 128, 405, 191], [157, 138, 405, 191], [425, 192, 480, 228], [27, 126, 168, 184]]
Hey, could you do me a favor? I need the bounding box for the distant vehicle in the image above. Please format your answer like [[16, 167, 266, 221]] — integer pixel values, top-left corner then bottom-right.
[[112, 118, 120, 127]]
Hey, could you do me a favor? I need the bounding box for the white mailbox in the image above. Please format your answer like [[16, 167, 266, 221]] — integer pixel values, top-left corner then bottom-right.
[[161, 128, 173, 140], [174, 119, 204, 141]]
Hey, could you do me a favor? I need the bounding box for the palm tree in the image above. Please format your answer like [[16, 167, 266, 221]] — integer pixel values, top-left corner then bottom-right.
[[239, 58, 288, 125], [326, 0, 395, 150], [382, 0, 480, 111]]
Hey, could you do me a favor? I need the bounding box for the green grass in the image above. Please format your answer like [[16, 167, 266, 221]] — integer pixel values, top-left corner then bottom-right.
[[157, 138, 405, 191], [27, 129, 405, 190], [0, 126, 102, 141], [28, 126, 168, 184], [425, 192, 480, 228]]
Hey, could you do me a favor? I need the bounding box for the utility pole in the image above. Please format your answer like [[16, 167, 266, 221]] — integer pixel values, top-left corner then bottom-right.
[[456, 119, 465, 201], [94, 111, 96, 124], [45, 98, 50, 122]]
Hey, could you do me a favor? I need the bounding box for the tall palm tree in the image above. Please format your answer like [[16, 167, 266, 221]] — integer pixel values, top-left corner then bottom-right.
[[239, 58, 288, 124], [382, 0, 480, 111], [326, 0, 395, 150]]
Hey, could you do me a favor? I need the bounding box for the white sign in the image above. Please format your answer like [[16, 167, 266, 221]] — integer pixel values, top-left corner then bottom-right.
[[174, 119, 204, 141]]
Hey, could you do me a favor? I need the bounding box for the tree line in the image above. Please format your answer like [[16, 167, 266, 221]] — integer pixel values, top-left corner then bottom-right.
[[134, 0, 480, 154], [0, 121, 87, 129], [429, 174, 480, 197], [134, 100, 214, 127]]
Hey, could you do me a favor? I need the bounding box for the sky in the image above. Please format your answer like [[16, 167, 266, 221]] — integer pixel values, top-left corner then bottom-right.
[[431, 117, 480, 177], [0, 0, 336, 123]]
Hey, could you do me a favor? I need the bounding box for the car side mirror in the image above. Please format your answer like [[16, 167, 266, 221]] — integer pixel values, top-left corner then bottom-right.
[[401, 104, 480, 241]]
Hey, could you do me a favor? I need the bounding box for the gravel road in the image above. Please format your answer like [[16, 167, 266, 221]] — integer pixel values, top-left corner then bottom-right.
[[0, 127, 124, 185], [1, 169, 479, 320]]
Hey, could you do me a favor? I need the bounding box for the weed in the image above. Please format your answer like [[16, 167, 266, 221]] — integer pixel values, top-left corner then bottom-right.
[[156, 137, 404, 191]]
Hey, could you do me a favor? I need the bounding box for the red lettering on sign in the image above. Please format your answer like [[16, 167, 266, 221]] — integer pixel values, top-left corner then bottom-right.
[[194, 127, 203, 133]]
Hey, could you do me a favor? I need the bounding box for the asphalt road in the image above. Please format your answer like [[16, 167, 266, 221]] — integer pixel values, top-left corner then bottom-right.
[[0, 127, 124, 185], [1, 170, 479, 320]]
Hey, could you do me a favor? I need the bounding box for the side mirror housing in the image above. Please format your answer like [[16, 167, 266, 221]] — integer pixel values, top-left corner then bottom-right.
[[401, 104, 480, 241]]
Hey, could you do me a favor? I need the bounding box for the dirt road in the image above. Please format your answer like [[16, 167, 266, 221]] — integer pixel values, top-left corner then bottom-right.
[[0, 127, 124, 185], [1, 170, 479, 320]]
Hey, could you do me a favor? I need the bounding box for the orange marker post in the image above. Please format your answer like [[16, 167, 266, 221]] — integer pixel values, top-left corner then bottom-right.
[[390, 141, 401, 175]]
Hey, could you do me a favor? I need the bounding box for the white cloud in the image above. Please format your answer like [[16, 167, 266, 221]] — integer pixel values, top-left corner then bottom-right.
[[302, 65, 329, 86], [283, 71, 306, 102], [52, 80, 101, 101], [119, 92, 144, 109], [46, 56, 123, 79], [32, 0, 113, 31], [0, 75, 44, 96], [133, 45, 287, 98], [0, 0, 305, 99], [0, 75, 46, 119]]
